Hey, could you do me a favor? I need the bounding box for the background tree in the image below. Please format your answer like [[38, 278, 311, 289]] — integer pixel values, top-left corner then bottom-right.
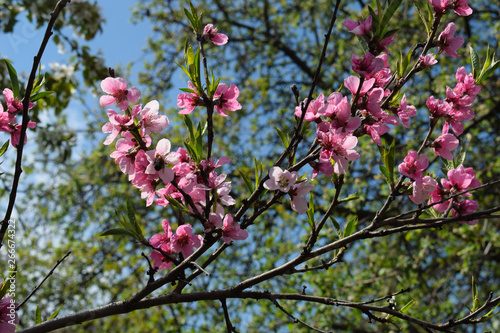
[[0, 0, 499, 332]]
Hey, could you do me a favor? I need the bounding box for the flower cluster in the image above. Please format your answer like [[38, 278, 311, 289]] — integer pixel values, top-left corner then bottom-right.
[[99, 24, 249, 272], [429, 165, 481, 224], [0, 88, 36, 147], [177, 82, 241, 116], [263, 166, 314, 214]]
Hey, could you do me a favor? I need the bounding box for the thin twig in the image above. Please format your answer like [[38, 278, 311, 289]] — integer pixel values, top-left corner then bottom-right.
[[16, 251, 71, 310], [220, 299, 237, 333]]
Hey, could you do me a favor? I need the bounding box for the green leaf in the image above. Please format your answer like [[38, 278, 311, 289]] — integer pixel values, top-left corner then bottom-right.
[[100, 227, 137, 239], [183, 8, 196, 30], [35, 305, 42, 324], [469, 45, 480, 79], [329, 216, 343, 240], [179, 88, 196, 94], [399, 299, 415, 313], [368, 6, 379, 36], [275, 126, 289, 149], [47, 304, 63, 320], [482, 300, 500, 320], [126, 201, 143, 238], [306, 192, 315, 228], [0, 140, 9, 158], [412, 0, 430, 35], [380, 0, 403, 38], [183, 114, 196, 143], [30, 91, 53, 102], [339, 193, 358, 204], [184, 141, 199, 161], [343, 216, 358, 238], [0, 275, 13, 299], [178, 64, 193, 81], [165, 195, 190, 213], [2, 59, 20, 97], [355, 35, 369, 54], [195, 122, 204, 158], [471, 276, 479, 312], [238, 169, 254, 193]]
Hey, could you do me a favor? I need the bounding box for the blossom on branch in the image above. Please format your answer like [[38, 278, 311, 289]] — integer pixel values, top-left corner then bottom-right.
[[213, 83, 242, 116], [99, 77, 141, 111], [203, 24, 228, 46], [264, 166, 298, 192], [438, 23, 464, 58]]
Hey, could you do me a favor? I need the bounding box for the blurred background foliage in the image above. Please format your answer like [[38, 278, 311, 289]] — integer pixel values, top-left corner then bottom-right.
[[0, 0, 499, 332]]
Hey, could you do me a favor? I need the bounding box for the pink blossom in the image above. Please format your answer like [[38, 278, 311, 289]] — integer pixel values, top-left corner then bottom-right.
[[398, 151, 429, 181], [0, 106, 15, 132], [102, 105, 140, 145], [454, 199, 479, 225], [177, 82, 204, 114], [429, 0, 472, 16], [139, 100, 169, 135], [320, 92, 361, 132], [317, 123, 359, 174], [150, 246, 173, 271], [0, 291, 18, 333], [295, 94, 325, 122], [397, 94, 417, 128], [438, 23, 464, 58], [264, 166, 298, 192], [429, 165, 481, 212], [344, 76, 375, 97], [351, 52, 385, 77], [170, 224, 203, 257], [10, 121, 36, 147], [203, 24, 228, 46], [145, 139, 179, 183], [206, 205, 224, 233], [432, 130, 459, 160], [213, 83, 242, 116], [100, 77, 141, 111], [221, 214, 248, 243], [150, 219, 173, 248], [110, 138, 139, 175], [194, 171, 236, 206], [289, 182, 314, 214], [426, 96, 453, 119], [343, 16, 372, 36], [3, 88, 34, 113], [410, 176, 438, 204], [419, 54, 438, 67]]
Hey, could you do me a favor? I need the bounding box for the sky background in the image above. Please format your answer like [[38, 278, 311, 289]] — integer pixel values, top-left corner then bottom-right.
[[0, 1, 168, 215], [0, 0, 152, 84]]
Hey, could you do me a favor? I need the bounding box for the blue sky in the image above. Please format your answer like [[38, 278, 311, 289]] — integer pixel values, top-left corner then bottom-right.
[[0, 0, 151, 83]]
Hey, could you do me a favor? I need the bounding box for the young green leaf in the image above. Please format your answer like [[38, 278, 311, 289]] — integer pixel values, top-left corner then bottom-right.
[[469, 45, 480, 79], [275, 126, 289, 149], [238, 169, 254, 193], [35, 305, 42, 324], [100, 227, 137, 239], [380, 0, 403, 37], [471, 276, 479, 312], [329, 216, 343, 240], [399, 299, 415, 313], [30, 91, 53, 102], [47, 304, 64, 320], [2, 59, 20, 97], [343, 216, 358, 238], [0, 140, 9, 158]]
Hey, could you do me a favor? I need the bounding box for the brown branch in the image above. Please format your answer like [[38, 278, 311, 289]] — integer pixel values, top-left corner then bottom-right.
[[18, 289, 497, 333]]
